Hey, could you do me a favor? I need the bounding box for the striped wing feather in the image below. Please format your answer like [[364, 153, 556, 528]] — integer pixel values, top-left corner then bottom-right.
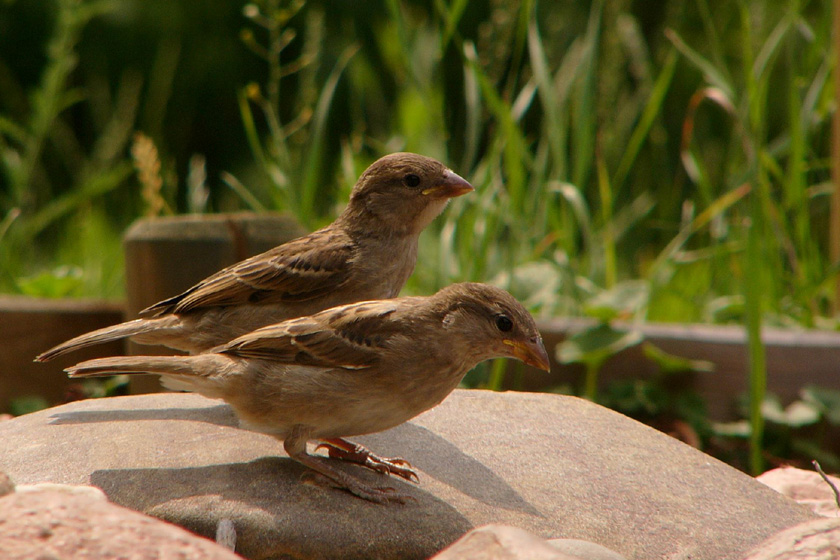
[[140, 228, 355, 317], [218, 301, 402, 370]]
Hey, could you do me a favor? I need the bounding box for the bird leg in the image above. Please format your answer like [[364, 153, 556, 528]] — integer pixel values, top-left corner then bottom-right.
[[282, 431, 409, 504], [315, 437, 419, 482]]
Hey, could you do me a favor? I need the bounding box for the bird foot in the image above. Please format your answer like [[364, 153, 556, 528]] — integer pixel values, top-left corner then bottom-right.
[[315, 438, 419, 483]]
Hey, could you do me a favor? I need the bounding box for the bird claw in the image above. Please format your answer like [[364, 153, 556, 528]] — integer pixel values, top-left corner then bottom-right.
[[315, 440, 419, 483]]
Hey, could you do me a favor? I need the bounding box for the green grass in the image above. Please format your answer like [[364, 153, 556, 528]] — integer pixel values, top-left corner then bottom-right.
[[0, 0, 135, 298]]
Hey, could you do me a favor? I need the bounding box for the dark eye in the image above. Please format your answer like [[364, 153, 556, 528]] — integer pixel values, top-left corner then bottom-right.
[[403, 174, 421, 187], [495, 314, 513, 332]]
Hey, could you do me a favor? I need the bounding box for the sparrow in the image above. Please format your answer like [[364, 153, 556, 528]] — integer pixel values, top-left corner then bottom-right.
[[36, 153, 473, 361], [64, 283, 551, 504]]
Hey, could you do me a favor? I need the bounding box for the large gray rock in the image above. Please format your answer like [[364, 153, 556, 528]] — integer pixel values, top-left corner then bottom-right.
[[0, 389, 815, 560]]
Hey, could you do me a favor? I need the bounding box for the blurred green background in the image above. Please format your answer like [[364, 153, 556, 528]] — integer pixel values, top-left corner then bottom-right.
[[2, 0, 833, 319], [1, 0, 838, 472]]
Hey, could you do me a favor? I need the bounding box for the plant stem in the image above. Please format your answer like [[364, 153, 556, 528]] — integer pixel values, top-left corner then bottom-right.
[[737, 2, 768, 477], [583, 361, 600, 401], [831, 0, 840, 312], [745, 215, 767, 475], [486, 359, 508, 391]]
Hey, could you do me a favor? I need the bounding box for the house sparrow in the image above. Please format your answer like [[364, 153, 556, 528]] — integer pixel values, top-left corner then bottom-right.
[[64, 283, 551, 504], [36, 153, 473, 361]]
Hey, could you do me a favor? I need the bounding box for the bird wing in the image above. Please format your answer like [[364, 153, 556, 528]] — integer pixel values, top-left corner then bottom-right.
[[217, 300, 404, 369], [139, 228, 356, 317]]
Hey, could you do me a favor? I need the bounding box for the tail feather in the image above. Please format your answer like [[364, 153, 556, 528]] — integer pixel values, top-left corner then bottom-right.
[[65, 354, 229, 398], [35, 317, 179, 362], [65, 355, 199, 378]]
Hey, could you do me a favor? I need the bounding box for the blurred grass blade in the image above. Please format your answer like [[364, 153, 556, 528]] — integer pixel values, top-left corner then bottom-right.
[[528, 16, 564, 173], [0, 116, 28, 144], [650, 183, 751, 282], [613, 49, 678, 192], [237, 88, 270, 172], [460, 42, 481, 172], [0, 208, 21, 243], [752, 14, 793, 81], [221, 171, 267, 212], [463, 43, 532, 207], [18, 162, 133, 239], [298, 44, 358, 226], [571, 0, 602, 189], [435, 0, 468, 50], [596, 153, 616, 288], [550, 181, 594, 252], [665, 28, 734, 101]]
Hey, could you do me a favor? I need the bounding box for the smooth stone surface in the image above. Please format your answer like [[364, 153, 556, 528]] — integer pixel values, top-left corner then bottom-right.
[[0, 389, 816, 560], [0, 487, 241, 560], [432, 524, 628, 560], [548, 538, 629, 560], [432, 524, 586, 560]]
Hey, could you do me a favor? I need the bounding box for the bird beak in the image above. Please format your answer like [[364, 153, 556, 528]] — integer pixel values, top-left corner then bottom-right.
[[422, 169, 474, 198], [504, 336, 551, 372]]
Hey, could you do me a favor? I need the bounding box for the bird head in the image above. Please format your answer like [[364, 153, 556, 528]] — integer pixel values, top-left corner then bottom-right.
[[342, 153, 474, 236], [435, 283, 551, 372]]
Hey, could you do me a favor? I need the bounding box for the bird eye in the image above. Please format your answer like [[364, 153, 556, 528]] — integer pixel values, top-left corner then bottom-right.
[[495, 314, 513, 332], [403, 174, 421, 187]]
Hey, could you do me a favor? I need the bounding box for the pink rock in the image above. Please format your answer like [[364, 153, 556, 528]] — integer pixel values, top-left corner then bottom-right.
[[0, 488, 241, 559], [758, 467, 840, 518]]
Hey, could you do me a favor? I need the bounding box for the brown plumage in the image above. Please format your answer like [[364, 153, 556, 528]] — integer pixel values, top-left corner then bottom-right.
[[36, 153, 473, 361], [64, 283, 551, 503]]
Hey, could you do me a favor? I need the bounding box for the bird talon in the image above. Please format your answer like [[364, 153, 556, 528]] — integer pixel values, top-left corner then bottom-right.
[[315, 438, 420, 482], [367, 462, 391, 476]]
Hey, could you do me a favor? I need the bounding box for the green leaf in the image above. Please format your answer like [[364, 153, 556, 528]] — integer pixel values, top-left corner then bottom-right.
[[583, 280, 649, 321], [761, 397, 820, 427], [9, 396, 49, 416], [712, 420, 751, 438], [602, 379, 665, 417], [491, 260, 563, 313], [16, 266, 83, 298], [556, 323, 643, 368], [801, 385, 840, 425], [642, 342, 715, 374]]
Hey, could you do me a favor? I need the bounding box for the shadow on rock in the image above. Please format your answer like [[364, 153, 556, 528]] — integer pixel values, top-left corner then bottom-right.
[[91, 457, 473, 560], [50, 401, 541, 517], [359, 424, 543, 518]]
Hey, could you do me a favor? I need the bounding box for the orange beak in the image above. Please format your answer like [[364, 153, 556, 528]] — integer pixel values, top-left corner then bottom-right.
[[422, 169, 474, 198], [504, 336, 551, 372]]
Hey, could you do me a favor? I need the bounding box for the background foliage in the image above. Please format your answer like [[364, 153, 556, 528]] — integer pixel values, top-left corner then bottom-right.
[[1, 0, 834, 315], [1, 0, 837, 472]]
